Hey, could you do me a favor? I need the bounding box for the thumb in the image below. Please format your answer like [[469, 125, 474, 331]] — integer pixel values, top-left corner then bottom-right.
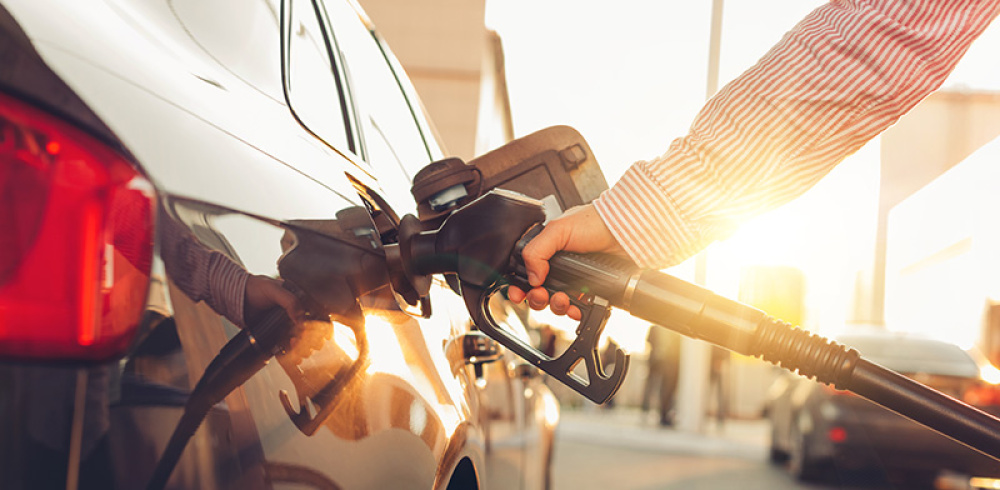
[[268, 281, 303, 320], [246, 275, 302, 321], [521, 225, 566, 287]]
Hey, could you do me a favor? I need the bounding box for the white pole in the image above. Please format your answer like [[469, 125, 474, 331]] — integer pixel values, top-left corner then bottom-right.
[[705, 0, 725, 100], [676, 0, 724, 434]]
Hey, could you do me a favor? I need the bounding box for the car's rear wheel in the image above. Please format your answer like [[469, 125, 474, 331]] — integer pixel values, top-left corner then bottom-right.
[[768, 420, 789, 464], [769, 446, 790, 465], [446, 458, 479, 490]]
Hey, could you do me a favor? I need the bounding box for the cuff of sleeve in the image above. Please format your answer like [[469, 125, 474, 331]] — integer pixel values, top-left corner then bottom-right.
[[207, 253, 250, 328], [593, 162, 703, 269]]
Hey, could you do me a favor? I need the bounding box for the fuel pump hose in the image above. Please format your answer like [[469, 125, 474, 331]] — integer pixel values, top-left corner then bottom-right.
[[529, 240, 1000, 462]]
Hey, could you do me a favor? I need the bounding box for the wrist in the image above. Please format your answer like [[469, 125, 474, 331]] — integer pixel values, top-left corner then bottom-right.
[[594, 166, 700, 269]]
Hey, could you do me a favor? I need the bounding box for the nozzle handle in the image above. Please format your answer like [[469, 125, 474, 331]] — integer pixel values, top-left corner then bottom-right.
[[462, 280, 628, 404], [510, 225, 637, 306]]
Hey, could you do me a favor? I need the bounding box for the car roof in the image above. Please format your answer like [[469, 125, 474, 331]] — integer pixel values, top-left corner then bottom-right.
[[836, 331, 980, 378]]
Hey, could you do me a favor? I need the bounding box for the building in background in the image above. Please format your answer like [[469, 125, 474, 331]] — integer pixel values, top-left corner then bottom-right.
[[869, 90, 1000, 326], [358, 0, 513, 161], [706, 89, 1000, 419], [881, 92, 1000, 361]]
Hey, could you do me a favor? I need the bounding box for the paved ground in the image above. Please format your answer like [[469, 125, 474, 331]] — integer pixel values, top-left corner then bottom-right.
[[550, 407, 996, 490], [552, 407, 777, 489], [555, 406, 769, 460]]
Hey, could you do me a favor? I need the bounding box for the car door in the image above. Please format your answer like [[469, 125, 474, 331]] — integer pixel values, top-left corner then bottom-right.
[[308, 1, 547, 489], [273, 0, 505, 488]]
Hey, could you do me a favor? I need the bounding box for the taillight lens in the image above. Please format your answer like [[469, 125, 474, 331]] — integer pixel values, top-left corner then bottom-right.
[[828, 426, 848, 443], [0, 93, 155, 361]]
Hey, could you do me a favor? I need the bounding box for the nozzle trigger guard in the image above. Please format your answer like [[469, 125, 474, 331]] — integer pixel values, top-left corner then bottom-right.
[[463, 282, 629, 404]]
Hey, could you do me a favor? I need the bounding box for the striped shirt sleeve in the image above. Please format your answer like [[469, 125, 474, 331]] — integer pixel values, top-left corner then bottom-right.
[[594, 0, 1000, 269]]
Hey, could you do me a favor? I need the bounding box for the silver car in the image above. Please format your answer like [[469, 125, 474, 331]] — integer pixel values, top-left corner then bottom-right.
[[0, 1, 558, 488]]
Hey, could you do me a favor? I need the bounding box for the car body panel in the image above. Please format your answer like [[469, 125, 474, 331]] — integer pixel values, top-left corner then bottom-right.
[[6, 0, 361, 219]]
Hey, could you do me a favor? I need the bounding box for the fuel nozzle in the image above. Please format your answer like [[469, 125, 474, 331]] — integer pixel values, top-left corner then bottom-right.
[[385, 190, 629, 404], [386, 189, 544, 290]]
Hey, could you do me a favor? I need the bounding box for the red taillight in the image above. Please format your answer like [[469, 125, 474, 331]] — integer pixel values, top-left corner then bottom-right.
[[0, 93, 155, 361], [828, 426, 848, 443]]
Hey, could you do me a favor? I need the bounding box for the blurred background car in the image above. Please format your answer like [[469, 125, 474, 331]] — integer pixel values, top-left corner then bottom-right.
[[765, 329, 1000, 484], [0, 0, 558, 488]]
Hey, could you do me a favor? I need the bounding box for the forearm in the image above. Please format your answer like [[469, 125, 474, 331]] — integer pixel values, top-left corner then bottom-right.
[[596, 0, 1000, 269], [160, 211, 249, 328]]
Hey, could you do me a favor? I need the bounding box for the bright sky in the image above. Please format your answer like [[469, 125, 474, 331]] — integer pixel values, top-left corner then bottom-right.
[[486, 1, 1000, 346], [488, 1, 1000, 180], [487, 1, 813, 181]]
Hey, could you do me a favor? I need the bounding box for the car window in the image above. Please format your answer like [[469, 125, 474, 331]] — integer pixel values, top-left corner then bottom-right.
[[376, 36, 444, 162], [319, 0, 432, 181], [284, 0, 353, 153]]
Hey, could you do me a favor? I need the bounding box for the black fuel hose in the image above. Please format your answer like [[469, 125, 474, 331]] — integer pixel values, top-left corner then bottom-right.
[[146, 306, 292, 490], [522, 240, 1000, 462]]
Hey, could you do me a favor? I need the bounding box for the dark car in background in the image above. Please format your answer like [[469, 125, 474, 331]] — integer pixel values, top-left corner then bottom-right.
[[0, 0, 558, 488], [765, 330, 1000, 484]]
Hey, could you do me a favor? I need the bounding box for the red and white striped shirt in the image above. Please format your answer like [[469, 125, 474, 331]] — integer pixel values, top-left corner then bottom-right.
[[594, 0, 1000, 269]]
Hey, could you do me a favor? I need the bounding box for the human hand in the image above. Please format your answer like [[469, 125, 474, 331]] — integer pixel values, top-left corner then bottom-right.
[[245, 275, 339, 363], [506, 203, 625, 320], [244, 274, 303, 325]]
